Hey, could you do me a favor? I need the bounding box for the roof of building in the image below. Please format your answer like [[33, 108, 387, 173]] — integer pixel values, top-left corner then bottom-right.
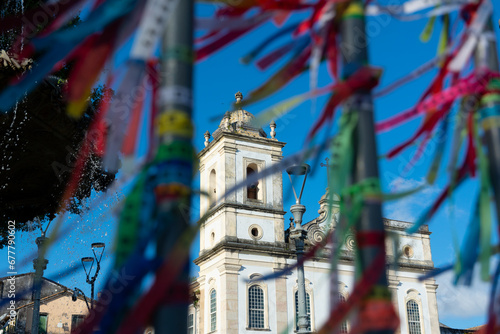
[[439, 322, 484, 333], [0, 272, 90, 307], [0, 272, 66, 290]]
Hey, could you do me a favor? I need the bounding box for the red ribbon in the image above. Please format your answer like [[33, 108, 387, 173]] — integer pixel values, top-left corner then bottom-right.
[[356, 231, 385, 248], [307, 66, 382, 141], [196, 12, 269, 62]]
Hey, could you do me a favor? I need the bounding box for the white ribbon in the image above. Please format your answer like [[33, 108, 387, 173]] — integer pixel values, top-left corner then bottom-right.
[[159, 86, 193, 108], [448, 0, 493, 72], [366, 0, 476, 19], [103, 62, 146, 171], [310, 3, 335, 115], [130, 0, 179, 60]]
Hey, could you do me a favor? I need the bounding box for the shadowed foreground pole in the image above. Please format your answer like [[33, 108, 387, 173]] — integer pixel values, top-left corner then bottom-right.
[[154, 0, 194, 332], [339, 1, 393, 333], [477, 19, 500, 232], [31, 233, 48, 334]]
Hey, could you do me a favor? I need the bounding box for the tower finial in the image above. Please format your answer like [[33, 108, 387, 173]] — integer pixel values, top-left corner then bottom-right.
[[204, 131, 211, 147], [235, 91, 243, 103], [270, 120, 276, 139]]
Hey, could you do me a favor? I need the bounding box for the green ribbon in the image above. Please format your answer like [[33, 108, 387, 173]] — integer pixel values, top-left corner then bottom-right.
[[323, 112, 358, 274], [476, 116, 492, 281], [330, 112, 358, 193], [420, 16, 436, 42], [251, 93, 308, 128], [437, 14, 449, 58], [154, 141, 195, 162], [114, 169, 149, 269]]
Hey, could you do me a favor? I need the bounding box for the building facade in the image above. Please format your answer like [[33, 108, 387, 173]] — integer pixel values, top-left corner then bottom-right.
[[190, 97, 440, 334], [0, 273, 89, 334]]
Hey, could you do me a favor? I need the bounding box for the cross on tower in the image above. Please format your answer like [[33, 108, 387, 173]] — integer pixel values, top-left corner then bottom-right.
[[320, 157, 330, 183]]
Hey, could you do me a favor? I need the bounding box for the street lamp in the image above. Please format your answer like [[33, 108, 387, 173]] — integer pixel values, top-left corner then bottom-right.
[[72, 287, 91, 312], [286, 163, 311, 334], [81, 242, 105, 309], [31, 232, 49, 334]]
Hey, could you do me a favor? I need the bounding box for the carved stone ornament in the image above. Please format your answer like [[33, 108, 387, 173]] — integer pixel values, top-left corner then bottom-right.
[[235, 91, 243, 103], [345, 234, 356, 251], [306, 224, 325, 245]]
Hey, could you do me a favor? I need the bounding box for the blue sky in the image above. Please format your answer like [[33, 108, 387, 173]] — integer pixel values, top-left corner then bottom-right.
[[2, 1, 499, 331], [189, 3, 500, 329]]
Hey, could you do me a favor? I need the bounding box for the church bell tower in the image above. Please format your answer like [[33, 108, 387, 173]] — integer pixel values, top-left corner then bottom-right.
[[198, 92, 286, 251], [195, 92, 287, 333]]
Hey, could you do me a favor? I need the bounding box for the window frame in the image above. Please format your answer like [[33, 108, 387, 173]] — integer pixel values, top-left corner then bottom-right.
[[39, 313, 48, 334], [246, 279, 269, 330], [248, 285, 265, 329], [404, 289, 425, 334], [406, 300, 422, 334], [294, 290, 312, 332], [210, 289, 217, 332], [71, 314, 85, 332], [209, 168, 217, 207], [188, 312, 194, 334], [243, 158, 266, 204], [338, 293, 349, 333], [293, 280, 315, 333]]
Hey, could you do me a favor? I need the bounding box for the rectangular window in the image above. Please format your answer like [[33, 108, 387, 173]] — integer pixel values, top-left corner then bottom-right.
[[188, 313, 194, 334], [338, 294, 348, 333], [210, 290, 216, 331], [295, 291, 311, 331], [39, 314, 48, 334], [407, 300, 421, 334], [72, 315, 85, 331], [248, 285, 265, 329]]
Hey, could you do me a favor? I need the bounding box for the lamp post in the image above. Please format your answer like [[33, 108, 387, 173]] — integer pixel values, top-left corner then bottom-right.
[[81, 242, 105, 309], [286, 163, 311, 334], [71, 287, 91, 312], [31, 232, 49, 334]]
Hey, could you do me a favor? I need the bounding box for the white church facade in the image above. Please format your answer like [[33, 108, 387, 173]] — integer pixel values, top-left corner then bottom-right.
[[188, 94, 441, 334]]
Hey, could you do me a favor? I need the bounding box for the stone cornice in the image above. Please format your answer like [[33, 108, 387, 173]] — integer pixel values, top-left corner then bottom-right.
[[203, 202, 286, 223], [387, 278, 400, 288], [193, 237, 435, 272], [424, 281, 439, 289], [198, 130, 286, 159], [217, 263, 242, 275], [217, 142, 237, 155], [194, 237, 293, 265], [271, 153, 284, 162], [383, 218, 431, 235]]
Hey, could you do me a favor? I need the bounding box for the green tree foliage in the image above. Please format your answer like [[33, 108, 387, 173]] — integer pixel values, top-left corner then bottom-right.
[[0, 1, 116, 247]]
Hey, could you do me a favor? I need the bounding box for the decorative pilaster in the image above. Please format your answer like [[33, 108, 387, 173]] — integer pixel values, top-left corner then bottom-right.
[[387, 276, 400, 334], [197, 276, 206, 334], [425, 280, 440, 334], [218, 263, 241, 334], [274, 263, 288, 332]]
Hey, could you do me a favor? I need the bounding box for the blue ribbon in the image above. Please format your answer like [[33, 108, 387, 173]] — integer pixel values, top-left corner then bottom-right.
[[454, 195, 480, 285], [33, 0, 139, 49], [480, 105, 500, 120]]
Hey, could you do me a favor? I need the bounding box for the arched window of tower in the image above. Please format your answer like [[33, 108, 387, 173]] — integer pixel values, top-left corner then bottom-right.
[[247, 164, 259, 200], [209, 169, 216, 206]]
